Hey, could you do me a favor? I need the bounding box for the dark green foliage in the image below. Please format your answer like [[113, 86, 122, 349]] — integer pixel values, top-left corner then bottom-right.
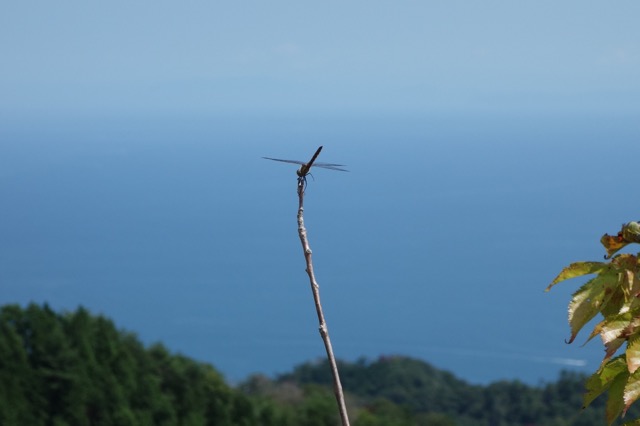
[[0, 303, 259, 426], [3, 303, 639, 425], [276, 356, 640, 426]]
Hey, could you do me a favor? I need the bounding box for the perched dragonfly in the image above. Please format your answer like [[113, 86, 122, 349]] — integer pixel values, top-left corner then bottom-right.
[[262, 146, 348, 186]]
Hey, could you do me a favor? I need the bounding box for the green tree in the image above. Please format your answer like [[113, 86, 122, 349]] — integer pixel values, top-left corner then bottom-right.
[[295, 385, 341, 426], [353, 398, 413, 426], [0, 305, 42, 425], [0, 303, 267, 426]]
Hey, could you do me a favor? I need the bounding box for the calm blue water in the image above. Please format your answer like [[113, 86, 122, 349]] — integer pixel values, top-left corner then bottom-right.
[[1, 112, 638, 385]]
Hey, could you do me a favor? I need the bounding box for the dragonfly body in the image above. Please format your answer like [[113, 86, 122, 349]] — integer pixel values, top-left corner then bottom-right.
[[262, 146, 348, 185]]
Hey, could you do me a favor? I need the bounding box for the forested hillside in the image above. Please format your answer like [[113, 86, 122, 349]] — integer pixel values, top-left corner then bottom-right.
[[0, 303, 260, 425], [0, 303, 634, 425]]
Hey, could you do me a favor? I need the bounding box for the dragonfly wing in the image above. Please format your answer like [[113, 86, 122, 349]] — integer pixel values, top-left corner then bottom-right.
[[313, 164, 349, 172], [262, 155, 348, 172], [262, 157, 306, 166], [312, 161, 347, 167]]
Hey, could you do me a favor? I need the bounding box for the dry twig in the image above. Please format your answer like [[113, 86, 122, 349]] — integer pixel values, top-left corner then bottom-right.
[[296, 179, 350, 426]]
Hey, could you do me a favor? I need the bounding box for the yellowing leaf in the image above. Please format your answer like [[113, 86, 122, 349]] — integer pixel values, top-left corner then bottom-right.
[[600, 314, 634, 366], [612, 254, 640, 271], [602, 222, 640, 259], [546, 261, 609, 291], [602, 233, 630, 259], [601, 314, 634, 346], [552, 222, 640, 423]]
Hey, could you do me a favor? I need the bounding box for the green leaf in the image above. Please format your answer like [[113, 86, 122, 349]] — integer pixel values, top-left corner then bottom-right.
[[627, 332, 640, 374], [628, 270, 640, 302], [567, 276, 611, 343], [624, 368, 640, 417], [584, 356, 627, 408], [585, 319, 606, 346], [603, 338, 627, 368], [546, 261, 609, 291], [622, 222, 640, 244], [607, 368, 629, 425], [601, 285, 627, 318]]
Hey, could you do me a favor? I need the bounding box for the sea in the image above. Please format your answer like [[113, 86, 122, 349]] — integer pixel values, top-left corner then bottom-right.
[[1, 110, 638, 385]]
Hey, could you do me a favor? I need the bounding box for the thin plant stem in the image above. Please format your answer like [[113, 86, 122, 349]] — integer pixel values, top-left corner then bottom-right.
[[296, 180, 351, 426]]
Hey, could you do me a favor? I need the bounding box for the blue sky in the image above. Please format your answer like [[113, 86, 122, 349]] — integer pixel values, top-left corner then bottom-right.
[[1, 2, 639, 117], [1, 2, 640, 385]]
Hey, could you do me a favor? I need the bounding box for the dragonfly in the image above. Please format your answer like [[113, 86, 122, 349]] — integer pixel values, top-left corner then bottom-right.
[[262, 146, 348, 186]]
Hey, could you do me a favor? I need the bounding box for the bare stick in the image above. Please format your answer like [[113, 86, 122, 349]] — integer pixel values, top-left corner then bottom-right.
[[296, 180, 351, 426]]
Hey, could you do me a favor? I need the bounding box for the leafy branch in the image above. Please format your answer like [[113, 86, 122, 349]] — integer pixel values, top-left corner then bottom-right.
[[547, 221, 640, 425]]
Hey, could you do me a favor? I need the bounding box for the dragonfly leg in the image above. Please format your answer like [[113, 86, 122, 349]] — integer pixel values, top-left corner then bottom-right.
[[297, 176, 308, 191]]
